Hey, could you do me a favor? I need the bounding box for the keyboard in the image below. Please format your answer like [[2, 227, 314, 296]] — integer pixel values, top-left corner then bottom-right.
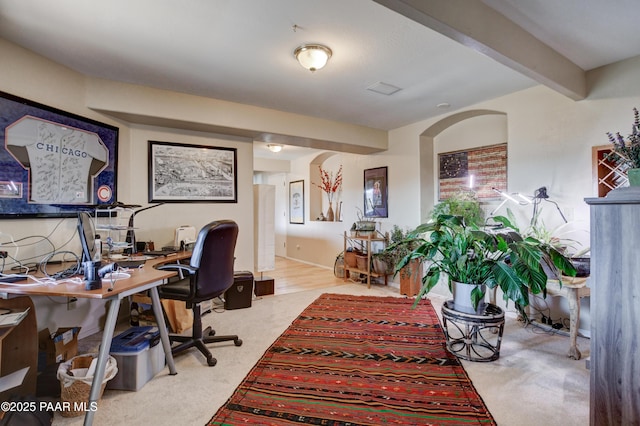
[[142, 250, 176, 257], [117, 260, 147, 268], [0, 275, 28, 283]]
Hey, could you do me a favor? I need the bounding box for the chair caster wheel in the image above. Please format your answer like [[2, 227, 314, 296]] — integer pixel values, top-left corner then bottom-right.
[[234, 338, 243, 346], [207, 356, 217, 367]]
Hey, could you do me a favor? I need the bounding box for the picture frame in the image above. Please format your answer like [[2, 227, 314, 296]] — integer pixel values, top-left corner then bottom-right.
[[0, 91, 119, 218], [438, 143, 507, 200], [364, 167, 388, 218], [148, 141, 237, 203], [289, 180, 305, 224]]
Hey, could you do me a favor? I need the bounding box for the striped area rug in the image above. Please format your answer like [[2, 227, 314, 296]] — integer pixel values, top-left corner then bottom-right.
[[209, 293, 495, 425]]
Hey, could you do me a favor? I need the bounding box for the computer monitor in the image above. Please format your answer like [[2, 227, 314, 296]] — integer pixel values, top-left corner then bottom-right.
[[77, 211, 97, 263]]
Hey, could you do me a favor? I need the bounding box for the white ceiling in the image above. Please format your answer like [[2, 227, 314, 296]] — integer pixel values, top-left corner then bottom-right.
[[1, 0, 640, 160]]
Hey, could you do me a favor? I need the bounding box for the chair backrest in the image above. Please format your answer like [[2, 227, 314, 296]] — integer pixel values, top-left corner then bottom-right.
[[189, 220, 239, 301]]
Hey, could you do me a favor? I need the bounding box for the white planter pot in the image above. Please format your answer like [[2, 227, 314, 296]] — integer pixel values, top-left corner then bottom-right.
[[452, 281, 486, 314]]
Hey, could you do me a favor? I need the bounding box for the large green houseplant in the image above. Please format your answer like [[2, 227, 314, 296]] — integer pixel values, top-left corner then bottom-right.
[[396, 214, 577, 319]]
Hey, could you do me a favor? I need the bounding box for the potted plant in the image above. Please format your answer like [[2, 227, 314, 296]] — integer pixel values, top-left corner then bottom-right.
[[431, 190, 485, 226], [378, 225, 422, 296], [354, 207, 376, 236], [397, 214, 576, 318], [508, 208, 590, 278], [607, 107, 640, 186]]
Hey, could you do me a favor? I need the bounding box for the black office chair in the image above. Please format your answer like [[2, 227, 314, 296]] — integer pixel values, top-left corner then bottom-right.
[[157, 220, 242, 366]]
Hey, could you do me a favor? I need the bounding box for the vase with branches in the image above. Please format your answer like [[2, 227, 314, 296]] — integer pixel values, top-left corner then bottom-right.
[[313, 165, 342, 221], [607, 107, 640, 185]]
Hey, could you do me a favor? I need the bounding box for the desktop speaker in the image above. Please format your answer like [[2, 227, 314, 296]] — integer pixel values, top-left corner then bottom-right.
[[224, 271, 254, 310]]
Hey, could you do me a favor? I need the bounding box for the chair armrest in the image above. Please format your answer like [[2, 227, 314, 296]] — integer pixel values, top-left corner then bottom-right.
[[157, 264, 197, 274], [157, 263, 197, 281]]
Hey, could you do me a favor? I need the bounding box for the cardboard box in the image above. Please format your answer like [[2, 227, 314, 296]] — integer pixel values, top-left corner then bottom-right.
[[38, 327, 80, 371], [131, 293, 156, 326]]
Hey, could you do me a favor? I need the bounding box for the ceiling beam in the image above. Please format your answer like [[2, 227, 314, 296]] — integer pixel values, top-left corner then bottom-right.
[[374, 0, 586, 100]]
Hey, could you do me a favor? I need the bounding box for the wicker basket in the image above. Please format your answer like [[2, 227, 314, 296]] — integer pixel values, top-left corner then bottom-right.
[[57, 354, 118, 417], [356, 254, 369, 271]]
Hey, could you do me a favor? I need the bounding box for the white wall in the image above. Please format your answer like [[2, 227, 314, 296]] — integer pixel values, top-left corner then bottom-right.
[[126, 125, 254, 272]]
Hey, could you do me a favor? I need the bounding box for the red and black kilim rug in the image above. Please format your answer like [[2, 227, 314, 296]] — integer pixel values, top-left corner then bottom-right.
[[209, 293, 496, 425]]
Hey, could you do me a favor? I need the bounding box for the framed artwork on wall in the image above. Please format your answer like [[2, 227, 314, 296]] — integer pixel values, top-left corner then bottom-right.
[[0, 91, 119, 218], [438, 143, 507, 200], [364, 167, 388, 218], [148, 140, 237, 203], [289, 180, 304, 224]]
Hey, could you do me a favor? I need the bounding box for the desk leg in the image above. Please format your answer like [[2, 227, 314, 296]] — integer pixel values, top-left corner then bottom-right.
[[566, 287, 582, 360], [83, 299, 119, 426], [149, 286, 177, 375]]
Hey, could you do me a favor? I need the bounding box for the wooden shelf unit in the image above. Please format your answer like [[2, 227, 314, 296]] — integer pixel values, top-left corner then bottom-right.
[[343, 232, 388, 288]]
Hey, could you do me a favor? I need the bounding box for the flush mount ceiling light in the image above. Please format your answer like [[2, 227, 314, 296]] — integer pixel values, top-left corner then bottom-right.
[[293, 44, 332, 72], [267, 144, 283, 153]]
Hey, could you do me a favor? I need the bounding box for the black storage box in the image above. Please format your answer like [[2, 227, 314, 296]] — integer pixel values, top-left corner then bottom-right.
[[254, 277, 275, 296], [224, 271, 254, 310]]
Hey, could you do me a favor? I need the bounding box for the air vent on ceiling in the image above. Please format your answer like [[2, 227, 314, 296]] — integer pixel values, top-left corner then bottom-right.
[[366, 82, 402, 96]]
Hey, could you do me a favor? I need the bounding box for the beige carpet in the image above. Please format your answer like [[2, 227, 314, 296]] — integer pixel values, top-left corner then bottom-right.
[[52, 283, 589, 425]]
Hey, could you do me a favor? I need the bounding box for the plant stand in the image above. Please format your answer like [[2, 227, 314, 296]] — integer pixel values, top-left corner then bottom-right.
[[343, 232, 388, 288], [441, 301, 505, 362]]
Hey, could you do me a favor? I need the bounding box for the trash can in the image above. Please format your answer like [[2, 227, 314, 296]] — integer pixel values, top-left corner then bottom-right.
[[56, 353, 118, 417]]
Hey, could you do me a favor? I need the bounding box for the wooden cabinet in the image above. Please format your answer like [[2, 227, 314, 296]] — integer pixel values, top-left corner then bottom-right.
[[0, 296, 37, 402], [586, 189, 640, 425], [343, 232, 388, 288]]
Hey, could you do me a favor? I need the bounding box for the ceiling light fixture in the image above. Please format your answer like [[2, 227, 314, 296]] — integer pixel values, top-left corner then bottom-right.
[[293, 44, 332, 72], [267, 144, 283, 153]]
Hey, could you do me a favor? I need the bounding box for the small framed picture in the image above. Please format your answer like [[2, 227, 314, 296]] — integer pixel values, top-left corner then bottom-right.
[[364, 167, 388, 218], [289, 180, 304, 224]]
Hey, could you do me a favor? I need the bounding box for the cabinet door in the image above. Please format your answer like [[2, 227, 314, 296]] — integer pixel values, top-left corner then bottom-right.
[[0, 296, 37, 401]]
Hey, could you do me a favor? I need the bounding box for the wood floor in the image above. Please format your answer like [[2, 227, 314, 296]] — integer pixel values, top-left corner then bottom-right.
[[254, 256, 348, 295]]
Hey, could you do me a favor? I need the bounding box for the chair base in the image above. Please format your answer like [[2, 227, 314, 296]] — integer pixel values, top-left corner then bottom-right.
[[169, 302, 242, 366]]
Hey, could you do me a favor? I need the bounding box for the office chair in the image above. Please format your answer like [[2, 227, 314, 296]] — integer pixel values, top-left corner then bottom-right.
[[157, 220, 242, 366]]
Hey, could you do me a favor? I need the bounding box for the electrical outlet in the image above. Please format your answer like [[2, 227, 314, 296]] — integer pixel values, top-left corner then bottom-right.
[[67, 297, 77, 310]]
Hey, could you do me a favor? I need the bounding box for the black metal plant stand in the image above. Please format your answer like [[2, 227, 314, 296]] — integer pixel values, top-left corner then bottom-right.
[[441, 300, 505, 362]]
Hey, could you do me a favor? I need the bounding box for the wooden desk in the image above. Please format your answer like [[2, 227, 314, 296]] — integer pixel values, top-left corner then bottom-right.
[[489, 275, 590, 360], [545, 276, 590, 360], [0, 252, 191, 426]]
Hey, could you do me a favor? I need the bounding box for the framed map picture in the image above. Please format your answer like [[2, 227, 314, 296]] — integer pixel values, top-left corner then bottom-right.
[[148, 141, 237, 203]]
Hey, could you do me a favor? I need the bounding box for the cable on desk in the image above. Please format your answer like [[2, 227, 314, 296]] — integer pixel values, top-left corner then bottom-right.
[[103, 271, 131, 281], [40, 251, 81, 280]]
